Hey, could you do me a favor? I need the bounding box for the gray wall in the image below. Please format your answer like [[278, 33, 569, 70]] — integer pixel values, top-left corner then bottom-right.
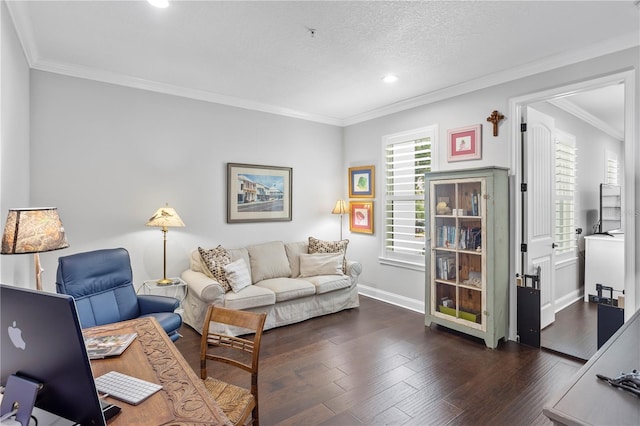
[[26, 71, 344, 291], [1, 1, 31, 286]]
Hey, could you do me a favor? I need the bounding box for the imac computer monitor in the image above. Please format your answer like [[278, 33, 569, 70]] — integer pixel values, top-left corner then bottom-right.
[[1, 284, 106, 425]]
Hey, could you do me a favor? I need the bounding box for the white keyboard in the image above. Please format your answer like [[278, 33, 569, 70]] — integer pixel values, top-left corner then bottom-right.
[[94, 371, 162, 405]]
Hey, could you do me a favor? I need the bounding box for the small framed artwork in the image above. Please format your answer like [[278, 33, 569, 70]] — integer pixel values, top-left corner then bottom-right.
[[447, 124, 482, 162], [348, 165, 375, 198], [349, 201, 373, 234], [227, 163, 292, 223]]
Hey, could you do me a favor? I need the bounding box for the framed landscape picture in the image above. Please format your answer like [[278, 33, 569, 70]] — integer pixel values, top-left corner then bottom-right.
[[349, 201, 373, 234], [447, 124, 482, 162], [227, 163, 292, 223], [349, 165, 374, 198]]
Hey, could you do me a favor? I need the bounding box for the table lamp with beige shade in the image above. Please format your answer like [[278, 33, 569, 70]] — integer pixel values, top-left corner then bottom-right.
[[1, 207, 70, 291], [146, 204, 185, 286]]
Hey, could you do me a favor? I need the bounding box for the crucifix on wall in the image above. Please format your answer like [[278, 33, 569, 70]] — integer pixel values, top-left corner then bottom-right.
[[486, 110, 505, 136]]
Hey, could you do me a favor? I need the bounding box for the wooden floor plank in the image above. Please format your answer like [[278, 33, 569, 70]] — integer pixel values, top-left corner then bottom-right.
[[273, 403, 335, 426], [175, 295, 584, 425], [541, 299, 598, 361]]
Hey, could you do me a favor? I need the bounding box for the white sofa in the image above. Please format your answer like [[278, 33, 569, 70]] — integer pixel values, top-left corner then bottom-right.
[[180, 239, 361, 334]]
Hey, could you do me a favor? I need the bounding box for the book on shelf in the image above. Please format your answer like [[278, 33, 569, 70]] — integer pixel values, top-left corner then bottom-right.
[[470, 190, 479, 216], [459, 226, 482, 250], [436, 225, 457, 248], [437, 254, 456, 280], [84, 333, 137, 359]]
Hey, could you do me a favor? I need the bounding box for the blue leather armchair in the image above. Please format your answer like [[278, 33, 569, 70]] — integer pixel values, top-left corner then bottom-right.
[[56, 248, 182, 341]]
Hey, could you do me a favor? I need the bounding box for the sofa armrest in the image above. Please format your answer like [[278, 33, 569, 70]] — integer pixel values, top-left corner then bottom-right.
[[137, 294, 180, 314], [346, 260, 362, 283], [181, 269, 226, 304]]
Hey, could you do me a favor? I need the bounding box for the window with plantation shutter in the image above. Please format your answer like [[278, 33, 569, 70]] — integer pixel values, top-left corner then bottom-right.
[[381, 125, 437, 268], [605, 150, 619, 185], [555, 132, 577, 257]]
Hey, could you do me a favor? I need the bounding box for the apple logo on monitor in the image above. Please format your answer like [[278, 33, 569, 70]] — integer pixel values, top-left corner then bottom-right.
[[8, 321, 26, 350]]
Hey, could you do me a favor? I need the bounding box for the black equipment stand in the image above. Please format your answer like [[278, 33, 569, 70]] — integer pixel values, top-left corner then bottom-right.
[[517, 271, 541, 348], [596, 284, 624, 349]]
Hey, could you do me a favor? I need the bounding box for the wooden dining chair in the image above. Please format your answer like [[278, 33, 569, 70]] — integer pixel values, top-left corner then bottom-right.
[[200, 306, 267, 426]]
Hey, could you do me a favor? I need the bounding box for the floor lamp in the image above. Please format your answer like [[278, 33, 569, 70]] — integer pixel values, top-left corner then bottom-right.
[[1, 208, 70, 291], [146, 204, 185, 286], [331, 200, 348, 240]]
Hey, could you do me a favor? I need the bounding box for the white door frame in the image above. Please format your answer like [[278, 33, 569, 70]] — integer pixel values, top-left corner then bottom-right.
[[508, 70, 636, 341]]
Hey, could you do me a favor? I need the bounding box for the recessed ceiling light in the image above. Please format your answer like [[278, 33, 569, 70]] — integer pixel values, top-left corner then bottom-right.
[[383, 74, 398, 83], [148, 0, 169, 8]]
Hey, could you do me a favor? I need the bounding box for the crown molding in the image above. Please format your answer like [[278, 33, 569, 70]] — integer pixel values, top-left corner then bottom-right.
[[5, 0, 38, 67], [31, 58, 344, 127], [547, 98, 624, 141], [6, 0, 638, 129], [343, 32, 640, 126]]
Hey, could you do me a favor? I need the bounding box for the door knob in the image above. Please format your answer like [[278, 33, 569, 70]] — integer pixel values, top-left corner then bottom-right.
[[551, 243, 558, 248]]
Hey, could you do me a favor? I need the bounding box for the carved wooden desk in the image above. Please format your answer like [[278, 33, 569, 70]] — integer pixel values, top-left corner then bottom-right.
[[85, 317, 231, 425]]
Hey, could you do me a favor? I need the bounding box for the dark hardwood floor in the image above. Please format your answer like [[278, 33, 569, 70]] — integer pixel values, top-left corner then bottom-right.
[[175, 296, 584, 425], [541, 299, 597, 361]]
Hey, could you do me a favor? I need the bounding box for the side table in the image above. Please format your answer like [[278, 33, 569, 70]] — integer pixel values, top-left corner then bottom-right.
[[140, 277, 187, 315]]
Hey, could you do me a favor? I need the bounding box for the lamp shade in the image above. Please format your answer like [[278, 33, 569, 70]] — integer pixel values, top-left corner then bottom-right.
[[331, 200, 348, 215], [145, 205, 185, 229], [1, 208, 69, 255]]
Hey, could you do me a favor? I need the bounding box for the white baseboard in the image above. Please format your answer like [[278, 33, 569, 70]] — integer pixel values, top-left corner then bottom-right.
[[357, 284, 425, 314], [358, 284, 584, 339], [555, 289, 583, 313]]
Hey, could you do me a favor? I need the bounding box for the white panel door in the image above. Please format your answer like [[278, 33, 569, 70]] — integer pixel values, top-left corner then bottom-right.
[[525, 107, 556, 329]]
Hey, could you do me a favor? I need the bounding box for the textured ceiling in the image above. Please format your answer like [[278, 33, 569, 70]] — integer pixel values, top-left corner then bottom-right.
[[6, 0, 639, 126]]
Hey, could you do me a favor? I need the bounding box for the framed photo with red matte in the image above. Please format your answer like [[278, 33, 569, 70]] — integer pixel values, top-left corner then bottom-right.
[[349, 201, 373, 234], [447, 124, 482, 162]]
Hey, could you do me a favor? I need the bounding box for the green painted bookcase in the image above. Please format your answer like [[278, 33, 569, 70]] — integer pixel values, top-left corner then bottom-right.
[[424, 167, 509, 348]]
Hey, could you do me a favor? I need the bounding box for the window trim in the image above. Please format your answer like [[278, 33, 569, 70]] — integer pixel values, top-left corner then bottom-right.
[[379, 124, 438, 269]]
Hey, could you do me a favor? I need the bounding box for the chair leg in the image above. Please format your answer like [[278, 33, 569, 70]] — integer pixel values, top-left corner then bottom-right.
[[252, 405, 259, 426], [250, 374, 259, 425]]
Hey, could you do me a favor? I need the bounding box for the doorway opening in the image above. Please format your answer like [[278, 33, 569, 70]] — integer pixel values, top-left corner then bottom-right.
[[508, 70, 636, 359]]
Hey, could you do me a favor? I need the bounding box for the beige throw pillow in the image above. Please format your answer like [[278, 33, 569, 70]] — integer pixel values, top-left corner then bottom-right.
[[247, 241, 292, 282], [198, 246, 232, 292], [299, 253, 345, 277], [285, 241, 308, 277], [224, 258, 252, 293], [308, 236, 349, 273]]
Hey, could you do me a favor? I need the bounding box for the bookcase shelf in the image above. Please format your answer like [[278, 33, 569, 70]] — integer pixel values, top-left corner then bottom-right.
[[425, 167, 509, 348]]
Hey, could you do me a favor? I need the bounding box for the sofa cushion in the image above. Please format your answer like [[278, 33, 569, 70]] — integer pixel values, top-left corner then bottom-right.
[[224, 258, 252, 293], [224, 285, 276, 310], [190, 249, 207, 274], [255, 278, 316, 302], [308, 236, 349, 273], [198, 246, 232, 292], [285, 241, 308, 277], [299, 253, 345, 277], [227, 247, 251, 274], [303, 275, 352, 295], [247, 241, 291, 283]]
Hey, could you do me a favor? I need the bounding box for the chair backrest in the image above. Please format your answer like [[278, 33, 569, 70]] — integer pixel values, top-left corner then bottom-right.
[[56, 248, 140, 328], [200, 307, 267, 397]]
